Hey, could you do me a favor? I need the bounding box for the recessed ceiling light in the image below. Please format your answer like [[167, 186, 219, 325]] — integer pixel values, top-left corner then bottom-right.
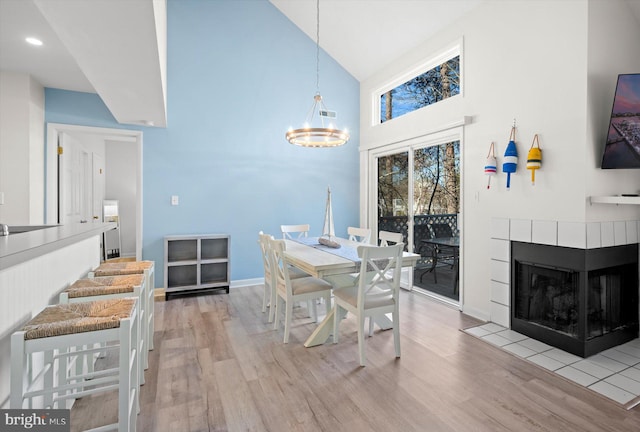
[[25, 37, 43, 46]]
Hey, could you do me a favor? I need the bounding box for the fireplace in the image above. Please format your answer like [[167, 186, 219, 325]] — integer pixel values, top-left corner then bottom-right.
[[511, 242, 638, 357]]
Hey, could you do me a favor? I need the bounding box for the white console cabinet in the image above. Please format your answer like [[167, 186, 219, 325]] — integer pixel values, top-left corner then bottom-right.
[[164, 234, 230, 299]]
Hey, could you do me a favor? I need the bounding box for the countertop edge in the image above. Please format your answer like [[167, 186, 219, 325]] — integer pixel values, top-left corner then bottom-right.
[[0, 223, 117, 271]]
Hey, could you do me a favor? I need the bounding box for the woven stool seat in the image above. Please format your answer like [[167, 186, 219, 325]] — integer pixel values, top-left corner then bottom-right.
[[92, 260, 154, 276], [22, 298, 136, 340], [65, 274, 144, 298]]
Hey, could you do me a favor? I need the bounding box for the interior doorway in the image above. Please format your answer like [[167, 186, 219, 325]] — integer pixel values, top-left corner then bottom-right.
[[45, 123, 143, 260]]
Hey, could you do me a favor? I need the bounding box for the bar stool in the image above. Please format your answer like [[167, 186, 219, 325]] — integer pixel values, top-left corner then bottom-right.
[[11, 298, 139, 432], [60, 274, 146, 385], [89, 261, 155, 364]]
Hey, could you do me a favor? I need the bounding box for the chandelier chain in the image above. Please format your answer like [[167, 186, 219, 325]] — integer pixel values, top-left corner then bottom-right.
[[316, 0, 320, 93]]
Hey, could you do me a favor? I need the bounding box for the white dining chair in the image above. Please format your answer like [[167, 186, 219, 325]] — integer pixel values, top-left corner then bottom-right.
[[348, 226, 372, 244], [332, 243, 404, 366], [378, 230, 403, 246], [269, 237, 332, 343], [281, 224, 310, 239], [259, 231, 310, 323]]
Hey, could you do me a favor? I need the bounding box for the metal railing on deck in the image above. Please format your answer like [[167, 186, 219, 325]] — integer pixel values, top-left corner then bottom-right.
[[378, 214, 459, 248]]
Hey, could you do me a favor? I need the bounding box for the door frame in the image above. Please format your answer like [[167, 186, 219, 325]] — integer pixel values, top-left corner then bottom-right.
[[366, 127, 464, 308], [45, 123, 143, 260]]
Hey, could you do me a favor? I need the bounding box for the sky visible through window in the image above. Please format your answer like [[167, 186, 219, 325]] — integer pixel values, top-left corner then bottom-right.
[[380, 55, 460, 123]]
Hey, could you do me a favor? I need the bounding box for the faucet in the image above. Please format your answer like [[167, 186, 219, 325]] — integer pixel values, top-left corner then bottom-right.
[[0, 224, 8, 236]]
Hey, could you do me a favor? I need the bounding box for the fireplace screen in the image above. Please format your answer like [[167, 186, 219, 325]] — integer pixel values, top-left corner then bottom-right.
[[511, 242, 638, 357], [514, 263, 579, 338], [515, 263, 635, 340]]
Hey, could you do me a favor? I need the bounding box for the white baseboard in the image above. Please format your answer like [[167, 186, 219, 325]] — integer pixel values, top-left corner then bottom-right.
[[461, 305, 490, 322], [230, 278, 263, 289]]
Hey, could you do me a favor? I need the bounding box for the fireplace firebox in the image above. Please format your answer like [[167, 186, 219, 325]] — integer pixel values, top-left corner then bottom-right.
[[511, 242, 638, 357]]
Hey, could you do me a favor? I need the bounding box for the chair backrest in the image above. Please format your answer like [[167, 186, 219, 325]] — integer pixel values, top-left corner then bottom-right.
[[378, 230, 403, 246], [281, 224, 310, 239], [355, 243, 404, 310], [268, 237, 293, 296], [348, 226, 372, 244], [429, 223, 453, 239], [258, 231, 274, 286]]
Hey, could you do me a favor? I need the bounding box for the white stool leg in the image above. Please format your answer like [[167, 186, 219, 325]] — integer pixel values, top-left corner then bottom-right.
[[10, 331, 26, 408], [146, 267, 155, 352], [118, 310, 136, 432]]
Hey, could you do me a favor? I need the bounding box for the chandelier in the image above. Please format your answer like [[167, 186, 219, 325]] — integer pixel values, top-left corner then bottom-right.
[[286, 0, 349, 148]]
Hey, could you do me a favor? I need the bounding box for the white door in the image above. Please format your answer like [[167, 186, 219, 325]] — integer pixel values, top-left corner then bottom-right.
[[58, 133, 89, 224], [58, 132, 93, 224]]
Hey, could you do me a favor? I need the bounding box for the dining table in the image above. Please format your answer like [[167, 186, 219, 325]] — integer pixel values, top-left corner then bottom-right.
[[283, 236, 420, 347]]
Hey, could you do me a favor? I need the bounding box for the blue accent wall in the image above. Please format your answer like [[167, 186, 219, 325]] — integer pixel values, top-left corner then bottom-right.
[[44, 0, 360, 286]]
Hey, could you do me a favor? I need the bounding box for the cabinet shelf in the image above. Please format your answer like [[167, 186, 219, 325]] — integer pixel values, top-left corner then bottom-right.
[[165, 234, 230, 299], [590, 195, 640, 205]]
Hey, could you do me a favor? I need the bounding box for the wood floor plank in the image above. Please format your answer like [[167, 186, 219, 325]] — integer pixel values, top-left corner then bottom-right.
[[68, 286, 640, 431], [214, 358, 267, 431]]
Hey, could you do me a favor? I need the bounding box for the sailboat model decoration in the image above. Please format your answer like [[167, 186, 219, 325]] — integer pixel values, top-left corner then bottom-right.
[[319, 186, 341, 248]]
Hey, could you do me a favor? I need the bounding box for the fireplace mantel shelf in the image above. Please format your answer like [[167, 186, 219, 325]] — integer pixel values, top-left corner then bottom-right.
[[590, 195, 640, 205]]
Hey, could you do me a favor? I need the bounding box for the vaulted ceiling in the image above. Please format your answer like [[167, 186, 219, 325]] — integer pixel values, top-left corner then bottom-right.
[[2, 0, 638, 129]]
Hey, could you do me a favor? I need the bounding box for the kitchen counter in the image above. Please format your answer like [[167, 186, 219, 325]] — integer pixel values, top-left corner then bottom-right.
[[0, 222, 116, 270]]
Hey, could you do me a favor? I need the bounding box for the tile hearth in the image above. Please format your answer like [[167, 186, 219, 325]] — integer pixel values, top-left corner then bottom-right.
[[464, 323, 640, 409]]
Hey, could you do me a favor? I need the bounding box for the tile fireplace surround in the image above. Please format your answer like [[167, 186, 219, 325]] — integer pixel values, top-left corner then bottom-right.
[[489, 217, 640, 328]]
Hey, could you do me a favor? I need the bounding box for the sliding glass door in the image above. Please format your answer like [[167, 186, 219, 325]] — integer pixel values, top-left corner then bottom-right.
[[374, 139, 460, 303]]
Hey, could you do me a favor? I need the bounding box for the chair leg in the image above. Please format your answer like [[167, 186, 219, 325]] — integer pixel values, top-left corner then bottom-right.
[[268, 282, 277, 323], [358, 314, 366, 367], [332, 305, 340, 344], [308, 300, 317, 322], [368, 317, 374, 337], [324, 293, 331, 317], [273, 295, 281, 330], [262, 282, 268, 313], [284, 300, 293, 344], [393, 310, 401, 358]]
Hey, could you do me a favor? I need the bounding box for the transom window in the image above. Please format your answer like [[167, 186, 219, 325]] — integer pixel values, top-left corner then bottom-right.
[[379, 49, 461, 124]]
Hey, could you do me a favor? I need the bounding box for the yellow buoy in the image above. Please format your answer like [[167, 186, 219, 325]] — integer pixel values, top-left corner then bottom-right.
[[526, 134, 542, 185]]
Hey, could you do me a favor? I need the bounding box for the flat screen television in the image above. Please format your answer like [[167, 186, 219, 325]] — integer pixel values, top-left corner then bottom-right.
[[601, 73, 640, 169]]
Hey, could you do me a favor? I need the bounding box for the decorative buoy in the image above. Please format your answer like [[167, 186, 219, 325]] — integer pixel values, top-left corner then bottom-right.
[[527, 134, 542, 185], [502, 126, 518, 190], [484, 142, 497, 189]]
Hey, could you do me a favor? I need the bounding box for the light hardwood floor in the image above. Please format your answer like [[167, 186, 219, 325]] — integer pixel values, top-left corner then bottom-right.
[[71, 285, 640, 431]]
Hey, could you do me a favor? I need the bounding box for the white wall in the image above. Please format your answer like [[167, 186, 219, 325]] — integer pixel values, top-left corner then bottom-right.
[[360, 0, 640, 321], [105, 140, 137, 257], [0, 71, 44, 225]]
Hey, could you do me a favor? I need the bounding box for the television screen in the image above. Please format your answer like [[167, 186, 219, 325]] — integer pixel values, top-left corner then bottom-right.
[[601, 73, 640, 169]]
